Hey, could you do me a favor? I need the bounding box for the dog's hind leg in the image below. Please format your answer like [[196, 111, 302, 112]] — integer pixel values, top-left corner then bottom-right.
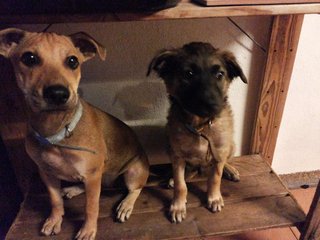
[[222, 143, 240, 182], [168, 165, 198, 188], [116, 153, 149, 222], [223, 163, 240, 182], [61, 185, 85, 199]]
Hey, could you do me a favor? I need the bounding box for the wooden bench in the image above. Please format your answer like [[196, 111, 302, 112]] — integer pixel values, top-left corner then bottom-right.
[[6, 155, 308, 239]]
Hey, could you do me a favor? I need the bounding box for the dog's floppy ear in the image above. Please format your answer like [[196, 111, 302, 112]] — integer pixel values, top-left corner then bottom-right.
[[147, 49, 179, 80], [221, 51, 247, 83], [0, 28, 26, 57], [69, 32, 106, 61]]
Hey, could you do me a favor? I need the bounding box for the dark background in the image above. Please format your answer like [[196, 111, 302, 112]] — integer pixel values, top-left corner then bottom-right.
[[0, 137, 22, 239]]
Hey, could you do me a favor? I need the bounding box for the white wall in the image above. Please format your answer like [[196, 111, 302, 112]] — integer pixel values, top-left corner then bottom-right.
[[4, 15, 320, 173], [272, 14, 320, 174]]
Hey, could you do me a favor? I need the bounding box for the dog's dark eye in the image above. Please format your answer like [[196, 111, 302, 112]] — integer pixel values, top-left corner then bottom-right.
[[184, 70, 194, 80], [66, 56, 79, 70], [215, 71, 224, 80], [20, 52, 40, 67]]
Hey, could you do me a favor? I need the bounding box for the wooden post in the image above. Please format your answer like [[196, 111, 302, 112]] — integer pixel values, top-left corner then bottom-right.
[[300, 181, 320, 240], [250, 14, 304, 164]]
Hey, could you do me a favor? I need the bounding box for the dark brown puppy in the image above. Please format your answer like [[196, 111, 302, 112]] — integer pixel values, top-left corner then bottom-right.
[[148, 42, 247, 223], [0, 28, 149, 240]]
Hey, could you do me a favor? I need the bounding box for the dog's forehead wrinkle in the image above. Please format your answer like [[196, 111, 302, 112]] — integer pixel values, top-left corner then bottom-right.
[[20, 33, 78, 62], [182, 55, 205, 71], [183, 59, 222, 75]]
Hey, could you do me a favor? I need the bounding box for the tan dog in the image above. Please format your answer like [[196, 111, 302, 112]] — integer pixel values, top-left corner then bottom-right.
[[0, 28, 149, 240], [148, 42, 247, 223]]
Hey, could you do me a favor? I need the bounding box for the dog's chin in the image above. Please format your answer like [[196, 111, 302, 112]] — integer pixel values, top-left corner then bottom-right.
[[183, 104, 222, 119], [189, 110, 215, 119], [29, 101, 78, 113], [42, 105, 72, 112]]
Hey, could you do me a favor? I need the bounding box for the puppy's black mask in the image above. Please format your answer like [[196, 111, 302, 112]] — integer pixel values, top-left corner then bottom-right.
[[148, 42, 247, 118]]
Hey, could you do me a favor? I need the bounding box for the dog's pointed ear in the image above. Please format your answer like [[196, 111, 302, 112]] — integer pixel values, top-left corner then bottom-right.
[[221, 51, 247, 84], [0, 28, 27, 57], [69, 32, 106, 61], [147, 49, 179, 79]]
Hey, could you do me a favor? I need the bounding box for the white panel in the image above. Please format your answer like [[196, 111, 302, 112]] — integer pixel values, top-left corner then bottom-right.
[[272, 14, 320, 174]]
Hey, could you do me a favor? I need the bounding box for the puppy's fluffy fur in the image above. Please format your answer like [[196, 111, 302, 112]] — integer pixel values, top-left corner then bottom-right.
[[148, 42, 247, 223], [0, 28, 149, 239]]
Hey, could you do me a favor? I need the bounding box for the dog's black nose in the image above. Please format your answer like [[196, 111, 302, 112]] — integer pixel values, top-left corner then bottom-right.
[[43, 85, 70, 105]]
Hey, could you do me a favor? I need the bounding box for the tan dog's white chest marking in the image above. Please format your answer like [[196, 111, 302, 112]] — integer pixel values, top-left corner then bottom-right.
[[40, 150, 86, 182], [26, 135, 88, 182]]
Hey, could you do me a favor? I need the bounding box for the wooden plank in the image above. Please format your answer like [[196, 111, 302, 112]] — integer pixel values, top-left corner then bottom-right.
[[17, 171, 289, 221], [7, 195, 305, 240], [300, 180, 320, 240], [13, 155, 286, 221], [195, 0, 320, 6], [250, 15, 304, 163], [0, 2, 319, 24], [280, 170, 320, 189], [229, 154, 272, 176], [6, 155, 306, 239], [193, 195, 305, 237]]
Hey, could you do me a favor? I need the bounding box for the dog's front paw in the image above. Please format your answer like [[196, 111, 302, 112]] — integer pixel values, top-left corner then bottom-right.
[[207, 193, 224, 212], [41, 215, 63, 236], [75, 222, 97, 240], [170, 200, 187, 223]]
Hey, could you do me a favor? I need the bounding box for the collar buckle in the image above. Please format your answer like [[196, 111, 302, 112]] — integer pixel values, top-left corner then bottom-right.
[[65, 124, 73, 138]]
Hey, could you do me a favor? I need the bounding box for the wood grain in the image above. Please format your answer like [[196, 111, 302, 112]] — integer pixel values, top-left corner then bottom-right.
[[7, 196, 305, 240], [195, 0, 320, 6], [300, 180, 320, 240], [250, 15, 304, 163], [0, 2, 319, 24], [6, 155, 306, 240]]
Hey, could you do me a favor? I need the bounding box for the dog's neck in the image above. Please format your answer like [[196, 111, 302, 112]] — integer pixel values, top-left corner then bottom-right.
[[27, 100, 96, 154], [28, 102, 80, 138]]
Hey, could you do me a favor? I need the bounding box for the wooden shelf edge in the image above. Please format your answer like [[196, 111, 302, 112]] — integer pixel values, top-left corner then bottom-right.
[[193, 0, 320, 6], [0, 3, 319, 24]]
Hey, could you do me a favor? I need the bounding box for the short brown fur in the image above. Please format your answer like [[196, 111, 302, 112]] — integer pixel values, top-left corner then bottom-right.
[[0, 28, 149, 240]]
